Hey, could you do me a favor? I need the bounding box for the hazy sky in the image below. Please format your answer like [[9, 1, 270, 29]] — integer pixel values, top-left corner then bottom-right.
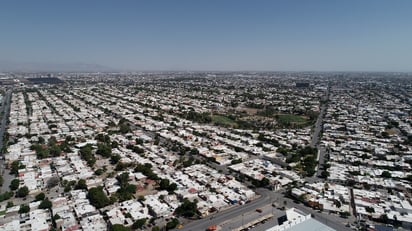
[[1, 0, 411, 71]]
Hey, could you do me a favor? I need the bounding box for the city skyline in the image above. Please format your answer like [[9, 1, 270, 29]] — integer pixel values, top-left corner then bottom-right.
[[1, 0, 412, 72]]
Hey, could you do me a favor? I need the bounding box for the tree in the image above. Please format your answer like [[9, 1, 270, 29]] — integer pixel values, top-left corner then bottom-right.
[[119, 123, 131, 134], [110, 154, 121, 164], [35, 192, 46, 201], [75, 179, 88, 190], [167, 183, 178, 193], [0, 191, 14, 202], [88, 187, 110, 208], [152, 226, 160, 231], [10, 160, 20, 175], [380, 214, 389, 223], [10, 179, 20, 190], [381, 171, 391, 178], [97, 143, 112, 157], [111, 140, 119, 149], [39, 198, 52, 209], [190, 148, 199, 155], [132, 218, 147, 229], [80, 144, 96, 167], [95, 168, 104, 175], [6, 201, 14, 208], [53, 214, 61, 221], [260, 177, 270, 187], [175, 199, 198, 217], [16, 186, 29, 197], [49, 144, 62, 157], [166, 218, 179, 230], [320, 170, 329, 178], [117, 172, 130, 189], [365, 206, 375, 213], [159, 179, 170, 190], [19, 204, 30, 214], [96, 133, 111, 143]]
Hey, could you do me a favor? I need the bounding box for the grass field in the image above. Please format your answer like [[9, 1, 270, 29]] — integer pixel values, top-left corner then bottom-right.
[[211, 115, 238, 127], [277, 114, 308, 124]]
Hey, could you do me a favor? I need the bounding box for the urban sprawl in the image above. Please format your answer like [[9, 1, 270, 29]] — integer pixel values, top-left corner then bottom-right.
[[0, 72, 411, 231]]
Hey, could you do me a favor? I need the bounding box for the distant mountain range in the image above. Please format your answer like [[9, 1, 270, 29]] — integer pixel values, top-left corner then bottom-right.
[[0, 60, 116, 72]]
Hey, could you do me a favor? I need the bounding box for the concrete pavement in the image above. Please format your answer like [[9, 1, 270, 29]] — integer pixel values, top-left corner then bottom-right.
[[0, 88, 12, 192]]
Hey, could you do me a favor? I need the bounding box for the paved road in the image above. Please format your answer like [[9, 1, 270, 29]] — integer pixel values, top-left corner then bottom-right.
[[180, 188, 270, 231], [0, 88, 12, 192], [0, 88, 12, 151], [310, 88, 329, 148], [179, 188, 354, 231], [309, 87, 330, 178]]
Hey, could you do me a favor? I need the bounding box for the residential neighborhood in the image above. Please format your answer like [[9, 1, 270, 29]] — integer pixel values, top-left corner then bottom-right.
[[0, 72, 411, 231]]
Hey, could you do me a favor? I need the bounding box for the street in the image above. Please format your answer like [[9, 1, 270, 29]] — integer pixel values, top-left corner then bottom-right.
[[179, 188, 354, 231], [0, 88, 12, 193]]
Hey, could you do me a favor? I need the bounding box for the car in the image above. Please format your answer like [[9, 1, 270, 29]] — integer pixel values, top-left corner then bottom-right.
[[256, 208, 262, 213]]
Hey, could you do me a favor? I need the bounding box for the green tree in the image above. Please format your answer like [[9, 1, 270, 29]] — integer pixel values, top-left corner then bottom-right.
[[0, 191, 14, 202], [175, 199, 198, 217], [117, 172, 130, 188], [190, 148, 199, 155], [97, 143, 112, 157], [167, 183, 178, 193], [320, 170, 330, 178], [39, 198, 52, 209], [9, 179, 20, 190], [132, 218, 147, 229], [16, 186, 29, 197], [261, 177, 270, 187], [381, 171, 391, 178], [80, 144, 96, 167], [96, 133, 111, 143], [10, 160, 20, 175], [159, 179, 170, 190], [110, 154, 121, 164], [95, 168, 104, 175], [88, 187, 110, 208], [19, 204, 30, 214], [111, 141, 119, 149], [6, 201, 14, 208], [35, 192, 46, 201], [49, 144, 62, 157], [75, 179, 88, 190], [119, 123, 131, 134], [166, 218, 179, 230]]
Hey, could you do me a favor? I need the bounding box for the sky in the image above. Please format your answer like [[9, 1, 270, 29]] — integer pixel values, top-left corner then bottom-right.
[[0, 0, 411, 71]]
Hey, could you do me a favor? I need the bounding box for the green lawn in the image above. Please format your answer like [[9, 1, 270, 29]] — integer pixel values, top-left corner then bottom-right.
[[211, 115, 238, 127]]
